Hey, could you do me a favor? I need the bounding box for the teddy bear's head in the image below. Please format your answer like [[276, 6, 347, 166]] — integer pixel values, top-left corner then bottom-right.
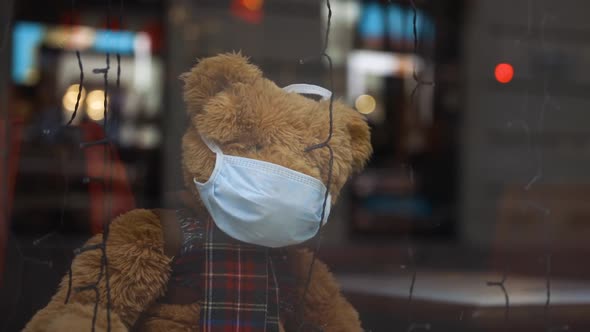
[[180, 53, 372, 205]]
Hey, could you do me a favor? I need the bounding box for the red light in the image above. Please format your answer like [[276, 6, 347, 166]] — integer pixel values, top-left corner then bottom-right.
[[242, 0, 263, 11], [495, 63, 514, 84], [231, 0, 264, 24]]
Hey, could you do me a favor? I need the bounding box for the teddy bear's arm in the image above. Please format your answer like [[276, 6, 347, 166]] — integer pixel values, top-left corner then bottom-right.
[[289, 248, 363, 332], [23, 209, 173, 332]]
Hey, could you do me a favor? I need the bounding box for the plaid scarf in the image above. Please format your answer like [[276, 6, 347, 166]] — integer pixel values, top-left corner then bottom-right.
[[169, 209, 297, 332]]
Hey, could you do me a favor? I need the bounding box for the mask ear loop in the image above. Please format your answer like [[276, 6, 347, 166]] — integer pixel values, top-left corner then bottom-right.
[[283, 84, 332, 101], [193, 135, 224, 186], [199, 134, 223, 154]]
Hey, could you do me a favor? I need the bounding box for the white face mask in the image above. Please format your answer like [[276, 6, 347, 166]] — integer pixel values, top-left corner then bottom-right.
[[193, 84, 332, 248]]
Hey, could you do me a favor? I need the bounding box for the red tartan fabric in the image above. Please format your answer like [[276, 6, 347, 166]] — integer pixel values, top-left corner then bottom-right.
[[166, 209, 296, 332], [201, 214, 280, 332]]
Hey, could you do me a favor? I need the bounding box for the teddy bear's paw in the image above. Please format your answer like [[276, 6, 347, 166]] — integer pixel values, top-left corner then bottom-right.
[[44, 303, 128, 332]]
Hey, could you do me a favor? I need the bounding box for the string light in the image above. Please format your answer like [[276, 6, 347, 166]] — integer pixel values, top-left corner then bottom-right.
[[405, 1, 431, 331], [297, 1, 333, 331], [64, 2, 120, 331]]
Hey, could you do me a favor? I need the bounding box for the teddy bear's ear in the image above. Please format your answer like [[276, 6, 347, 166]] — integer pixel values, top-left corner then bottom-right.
[[192, 82, 259, 145], [180, 52, 262, 116], [346, 111, 373, 172]]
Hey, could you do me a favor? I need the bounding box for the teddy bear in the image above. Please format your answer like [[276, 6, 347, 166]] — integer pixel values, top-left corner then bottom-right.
[[23, 53, 372, 332]]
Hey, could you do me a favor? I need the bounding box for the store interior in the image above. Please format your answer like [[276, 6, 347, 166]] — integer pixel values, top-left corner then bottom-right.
[[2, 0, 590, 331]]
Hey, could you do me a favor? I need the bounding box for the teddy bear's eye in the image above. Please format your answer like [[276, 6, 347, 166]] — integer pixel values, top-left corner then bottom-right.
[[300, 94, 323, 102], [254, 144, 263, 152]]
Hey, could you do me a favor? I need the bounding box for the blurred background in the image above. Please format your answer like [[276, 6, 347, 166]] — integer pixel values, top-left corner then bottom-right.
[[2, 0, 590, 331]]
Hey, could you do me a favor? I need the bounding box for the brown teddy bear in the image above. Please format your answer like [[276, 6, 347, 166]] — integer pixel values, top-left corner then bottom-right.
[[23, 53, 372, 332]]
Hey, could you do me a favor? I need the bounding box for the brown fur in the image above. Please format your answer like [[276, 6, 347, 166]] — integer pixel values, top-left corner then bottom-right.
[[287, 248, 362, 330], [24, 209, 172, 331], [181, 54, 372, 204], [44, 303, 127, 332], [25, 53, 371, 331]]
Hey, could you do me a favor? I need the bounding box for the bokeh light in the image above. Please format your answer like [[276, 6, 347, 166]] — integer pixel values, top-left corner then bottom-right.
[[86, 90, 107, 121], [495, 63, 514, 84], [355, 94, 377, 114], [242, 0, 264, 11], [62, 84, 86, 112]]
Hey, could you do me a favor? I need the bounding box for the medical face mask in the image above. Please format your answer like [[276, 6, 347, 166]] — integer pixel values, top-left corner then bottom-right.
[[193, 84, 332, 248]]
